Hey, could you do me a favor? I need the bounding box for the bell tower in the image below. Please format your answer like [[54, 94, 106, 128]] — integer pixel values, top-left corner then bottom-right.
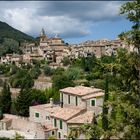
[[40, 28, 47, 42]]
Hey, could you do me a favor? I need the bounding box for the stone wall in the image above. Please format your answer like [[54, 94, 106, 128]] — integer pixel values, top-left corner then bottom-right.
[[3, 114, 47, 139], [62, 93, 85, 108], [86, 97, 103, 115]]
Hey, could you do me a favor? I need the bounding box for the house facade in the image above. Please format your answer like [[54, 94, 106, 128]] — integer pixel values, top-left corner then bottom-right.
[[29, 86, 104, 139]]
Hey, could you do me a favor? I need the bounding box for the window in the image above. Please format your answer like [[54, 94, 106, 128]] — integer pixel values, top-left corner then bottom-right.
[[52, 131, 54, 135], [61, 93, 63, 102], [60, 120, 63, 129], [75, 96, 78, 106], [91, 99, 96, 106], [46, 116, 50, 120], [35, 113, 39, 118], [54, 118, 57, 127], [58, 132, 61, 138], [68, 95, 70, 104]]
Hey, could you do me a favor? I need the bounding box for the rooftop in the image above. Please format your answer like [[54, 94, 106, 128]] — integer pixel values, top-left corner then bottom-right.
[[30, 104, 83, 121], [60, 86, 103, 96], [51, 107, 83, 121], [67, 111, 94, 124], [82, 92, 104, 100]]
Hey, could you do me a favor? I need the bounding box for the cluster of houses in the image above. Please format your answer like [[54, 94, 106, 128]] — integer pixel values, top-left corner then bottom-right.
[[0, 29, 134, 68], [0, 29, 135, 139], [0, 85, 104, 139]]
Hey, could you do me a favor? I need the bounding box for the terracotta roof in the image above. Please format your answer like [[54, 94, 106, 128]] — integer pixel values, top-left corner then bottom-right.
[[82, 92, 104, 100], [30, 104, 83, 121], [50, 107, 83, 121], [49, 45, 66, 50], [60, 86, 103, 96], [67, 111, 94, 124], [51, 37, 61, 40]]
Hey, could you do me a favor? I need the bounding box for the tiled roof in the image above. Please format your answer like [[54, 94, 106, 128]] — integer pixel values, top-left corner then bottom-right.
[[30, 104, 83, 121], [60, 86, 103, 96], [50, 107, 83, 121], [67, 111, 94, 124], [82, 92, 104, 100]]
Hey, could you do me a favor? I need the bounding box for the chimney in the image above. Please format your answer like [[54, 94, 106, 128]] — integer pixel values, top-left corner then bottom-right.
[[50, 98, 53, 107]]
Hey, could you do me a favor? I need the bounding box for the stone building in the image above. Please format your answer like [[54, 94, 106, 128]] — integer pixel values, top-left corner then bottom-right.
[[0, 54, 23, 65], [29, 86, 104, 139], [38, 29, 68, 65], [69, 38, 131, 58], [0, 86, 104, 139]]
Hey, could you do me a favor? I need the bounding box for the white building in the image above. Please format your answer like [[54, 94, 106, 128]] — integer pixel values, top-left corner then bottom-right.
[[29, 86, 104, 139], [0, 86, 104, 139]]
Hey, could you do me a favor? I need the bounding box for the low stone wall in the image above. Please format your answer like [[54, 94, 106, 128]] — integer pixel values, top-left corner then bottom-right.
[[3, 114, 46, 139], [4, 114, 35, 134]]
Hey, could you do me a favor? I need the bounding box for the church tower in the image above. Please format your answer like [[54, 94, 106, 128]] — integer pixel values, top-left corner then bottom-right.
[[40, 28, 47, 42], [39, 28, 48, 47]]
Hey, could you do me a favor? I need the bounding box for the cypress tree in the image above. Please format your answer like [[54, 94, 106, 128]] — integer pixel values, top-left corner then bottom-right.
[[102, 74, 109, 131], [1, 81, 11, 113], [15, 88, 33, 117]]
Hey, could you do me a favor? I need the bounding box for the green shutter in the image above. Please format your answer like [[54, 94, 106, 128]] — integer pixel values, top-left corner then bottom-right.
[[61, 93, 63, 102], [60, 120, 63, 129], [54, 118, 57, 127], [76, 96, 78, 106], [91, 100, 95, 106], [35, 113, 39, 118], [68, 95, 70, 104]]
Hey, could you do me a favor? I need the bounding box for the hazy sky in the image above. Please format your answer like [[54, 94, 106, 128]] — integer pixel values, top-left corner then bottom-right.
[[0, 1, 132, 43]]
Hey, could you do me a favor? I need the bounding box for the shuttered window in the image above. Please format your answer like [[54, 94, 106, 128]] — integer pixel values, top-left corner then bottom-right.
[[91, 99, 96, 106], [76, 96, 78, 106], [68, 95, 70, 104], [35, 113, 39, 118], [54, 118, 57, 127], [60, 120, 63, 129]]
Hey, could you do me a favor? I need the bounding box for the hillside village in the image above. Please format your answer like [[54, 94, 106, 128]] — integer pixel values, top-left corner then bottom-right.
[[0, 28, 134, 68], [0, 28, 138, 139], [0, 0, 140, 139]]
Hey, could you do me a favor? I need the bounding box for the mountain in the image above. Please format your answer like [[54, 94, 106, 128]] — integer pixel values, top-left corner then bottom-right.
[[0, 21, 34, 42]]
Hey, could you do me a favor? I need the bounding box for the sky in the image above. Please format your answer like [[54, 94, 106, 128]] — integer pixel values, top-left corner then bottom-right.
[[0, 1, 132, 44]]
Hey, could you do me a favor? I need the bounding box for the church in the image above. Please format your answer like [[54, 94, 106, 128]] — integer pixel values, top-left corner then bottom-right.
[[38, 29, 69, 66]]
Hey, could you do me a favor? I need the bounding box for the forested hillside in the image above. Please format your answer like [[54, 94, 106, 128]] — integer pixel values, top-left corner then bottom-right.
[[0, 21, 34, 42]]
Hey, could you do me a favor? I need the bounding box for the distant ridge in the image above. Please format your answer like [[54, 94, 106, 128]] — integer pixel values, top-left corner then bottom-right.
[[0, 21, 34, 42]]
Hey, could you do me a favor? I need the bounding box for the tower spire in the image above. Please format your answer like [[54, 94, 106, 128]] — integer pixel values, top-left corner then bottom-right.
[[40, 28, 46, 36]]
